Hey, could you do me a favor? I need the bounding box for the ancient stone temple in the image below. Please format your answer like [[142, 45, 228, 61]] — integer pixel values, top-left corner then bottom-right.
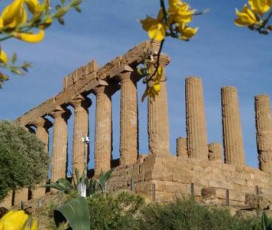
[[2, 41, 272, 209]]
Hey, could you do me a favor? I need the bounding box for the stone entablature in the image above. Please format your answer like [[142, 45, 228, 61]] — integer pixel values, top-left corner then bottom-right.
[[2, 41, 272, 209]]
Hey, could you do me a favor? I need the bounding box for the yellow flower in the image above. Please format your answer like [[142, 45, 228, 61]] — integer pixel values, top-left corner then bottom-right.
[[140, 9, 166, 41], [168, 0, 195, 24], [0, 210, 28, 230], [177, 23, 198, 40], [0, 49, 9, 65], [235, 5, 258, 26], [142, 65, 164, 101], [0, 0, 25, 28], [13, 29, 45, 43], [0, 211, 38, 230], [24, 0, 49, 21], [1, 0, 24, 25], [248, 0, 271, 14]]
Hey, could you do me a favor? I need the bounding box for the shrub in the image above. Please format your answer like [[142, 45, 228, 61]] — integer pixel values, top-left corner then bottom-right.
[[0, 120, 50, 201], [138, 198, 263, 230], [87, 191, 145, 230]]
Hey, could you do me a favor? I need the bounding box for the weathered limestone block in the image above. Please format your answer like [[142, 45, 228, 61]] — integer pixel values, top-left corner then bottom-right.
[[118, 68, 138, 165], [201, 187, 218, 204], [255, 95, 272, 172], [201, 187, 216, 197], [50, 106, 71, 182], [176, 137, 187, 157], [245, 193, 272, 210], [208, 142, 222, 162], [148, 55, 170, 157], [185, 77, 208, 160], [221, 86, 245, 166], [94, 85, 113, 175], [71, 95, 91, 174]]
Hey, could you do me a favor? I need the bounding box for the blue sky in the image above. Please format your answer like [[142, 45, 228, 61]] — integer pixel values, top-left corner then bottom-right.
[[0, 0, 271, 170]]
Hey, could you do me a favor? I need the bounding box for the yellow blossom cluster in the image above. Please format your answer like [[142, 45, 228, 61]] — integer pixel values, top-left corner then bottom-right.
[[235, 0, 272, 31], [0, 0, 81, 87], [0, 210, 37, 230], [0, 0, 51, 66], [140, 0, 198, 42], [140, 64, 164, 101]]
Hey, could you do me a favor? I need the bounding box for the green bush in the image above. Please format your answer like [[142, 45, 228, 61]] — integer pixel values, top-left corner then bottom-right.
[[87, 191, 145, 230], [47, 191, 269, 230], [0, 120, 50, 201], [138, 198, 262, 230]]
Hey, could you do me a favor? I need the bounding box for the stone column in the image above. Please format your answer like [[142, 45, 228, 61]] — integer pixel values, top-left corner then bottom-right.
[[14, 188, 29, 206], [148, 55, 170, 156], [255, 95, 272, 172], [94, 85, 113, 175], [0, 192, 13, 208], [221, 86, 245, 166], [118, 69, 138, 165], [208, 142, 222, 162], [32, 117, 52, 199], [50, 106, 71, 182], [71, 95, 91, 175], [185, 77, 208, 160], [34, 117, 52, 151], [176, 137, 187, 157]]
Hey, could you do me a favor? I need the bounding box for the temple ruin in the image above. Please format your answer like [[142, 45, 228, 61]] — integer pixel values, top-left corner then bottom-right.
[[1, 41, 272, 209]]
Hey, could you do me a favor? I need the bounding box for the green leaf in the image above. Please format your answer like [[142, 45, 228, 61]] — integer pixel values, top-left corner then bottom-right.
[[261, 212, 272, 230], [10, 67, 22, 75], [74, 5, 81, 13], [12, 53, 17, 64], [54, 197, 90, 230], [57, 17, 65, 25], [60, 0, 66, 4]]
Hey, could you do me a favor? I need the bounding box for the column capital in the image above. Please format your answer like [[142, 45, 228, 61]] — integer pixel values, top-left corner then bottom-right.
[[70, 94, 92, 110], [153, 54, 171, 67], [33, 117, 53, 129], [26, 126, 36, 134], [50, 106, 71, 120], [93, 82, 120, 96]]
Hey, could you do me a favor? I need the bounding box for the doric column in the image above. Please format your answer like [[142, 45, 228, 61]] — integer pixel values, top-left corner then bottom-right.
[[176, 137, 187, 157], [34, 117, 52, 151], [148, 55, 170, 156], [14, 188, 28, 206], [70, 95, 91, 174], [50, 106, 71, 182], [118, 68, 138, 165], [221, 86, 245, 166], [93, 84, 113, 175], [208, 142, 222, 162], [32, 117, 52, 199], [185, 77, 208, 160], [255, 95, 272, 172]]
